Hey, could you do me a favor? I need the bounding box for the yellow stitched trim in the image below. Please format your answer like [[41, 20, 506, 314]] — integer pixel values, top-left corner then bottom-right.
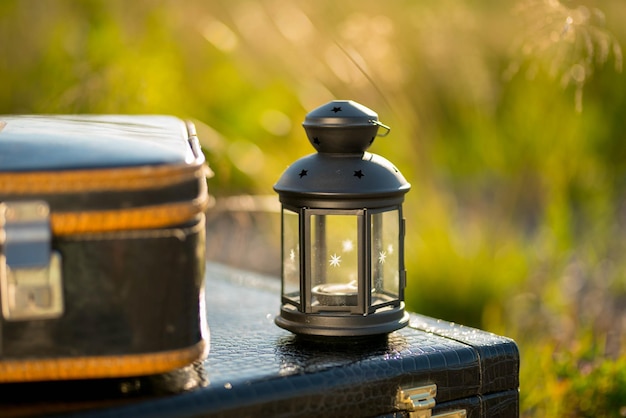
[[0, 340, 206, 382], [0, 164, 207, 194], [50, 192, 210, 236]]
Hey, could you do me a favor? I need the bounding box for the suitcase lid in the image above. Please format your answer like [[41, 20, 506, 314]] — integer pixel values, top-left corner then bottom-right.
[[0, 115, 199, 171], [0, 115, 210, 235]]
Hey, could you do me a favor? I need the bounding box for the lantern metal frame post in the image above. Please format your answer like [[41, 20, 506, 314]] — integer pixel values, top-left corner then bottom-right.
[[274, 100, 411, 337]]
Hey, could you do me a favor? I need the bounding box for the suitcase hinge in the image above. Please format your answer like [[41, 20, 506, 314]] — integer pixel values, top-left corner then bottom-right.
[[396, 384, 467, 418], [0, 201, 64, 321]]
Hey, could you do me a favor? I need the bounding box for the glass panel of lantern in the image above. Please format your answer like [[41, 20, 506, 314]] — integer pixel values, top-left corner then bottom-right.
[[281, 207, 301, 308], [307, 210, 363, 313], [370, 208, 402, 311]]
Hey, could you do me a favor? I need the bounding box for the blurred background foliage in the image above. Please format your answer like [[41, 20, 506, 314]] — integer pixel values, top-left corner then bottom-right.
[[1, 0, 625, 415]]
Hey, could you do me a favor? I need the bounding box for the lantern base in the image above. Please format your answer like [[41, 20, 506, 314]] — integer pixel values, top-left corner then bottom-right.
[[275, 303, 409, 337]]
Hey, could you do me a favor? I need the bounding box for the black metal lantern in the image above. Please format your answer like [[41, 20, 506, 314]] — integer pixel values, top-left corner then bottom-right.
[[274, 100, 411, 337]]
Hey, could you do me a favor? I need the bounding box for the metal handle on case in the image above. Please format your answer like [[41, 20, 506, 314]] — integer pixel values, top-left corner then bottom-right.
[[432, 410, 467, 418], [396, 384, 467, 418]]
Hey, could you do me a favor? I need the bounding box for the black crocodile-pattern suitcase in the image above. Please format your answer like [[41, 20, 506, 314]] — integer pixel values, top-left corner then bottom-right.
[[0, 263, 519, 417]]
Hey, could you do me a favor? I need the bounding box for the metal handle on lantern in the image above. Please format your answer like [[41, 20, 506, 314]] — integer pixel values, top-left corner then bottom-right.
[[371, 120, 391, 137]]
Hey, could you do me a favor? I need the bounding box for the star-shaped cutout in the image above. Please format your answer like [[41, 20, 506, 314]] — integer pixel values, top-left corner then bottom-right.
[[313, 137, 320, 145], [331, 106, 342, 113], [342, 239, 353, 252], [289, 249, 296, 262], [354, 170, 364, 179], [299, 169, 308, 178], [329, 253, 342, 267], [378, 251, 387, 264]]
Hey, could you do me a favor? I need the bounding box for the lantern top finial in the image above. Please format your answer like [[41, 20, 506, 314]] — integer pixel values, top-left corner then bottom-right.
[[303, 100, 390, 154]]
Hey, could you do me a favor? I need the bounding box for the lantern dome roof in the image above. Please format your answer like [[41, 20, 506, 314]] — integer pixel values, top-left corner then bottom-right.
[[274, 151, 410, 209]]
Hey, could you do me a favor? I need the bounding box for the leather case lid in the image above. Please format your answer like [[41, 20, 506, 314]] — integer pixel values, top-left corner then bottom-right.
[[0, 115, 197, 171], [0, 115, 209, 233]]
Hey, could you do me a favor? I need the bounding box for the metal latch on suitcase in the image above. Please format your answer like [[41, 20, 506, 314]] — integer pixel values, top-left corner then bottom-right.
[[397, 384, 467, 418], [0, 201, 64, 321]]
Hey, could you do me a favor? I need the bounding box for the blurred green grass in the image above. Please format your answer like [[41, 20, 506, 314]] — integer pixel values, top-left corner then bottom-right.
[[2, 0, 626, 415]]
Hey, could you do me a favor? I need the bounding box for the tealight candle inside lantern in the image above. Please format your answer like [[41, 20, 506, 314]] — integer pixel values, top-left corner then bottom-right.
[[312, 282, 359, 306]]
